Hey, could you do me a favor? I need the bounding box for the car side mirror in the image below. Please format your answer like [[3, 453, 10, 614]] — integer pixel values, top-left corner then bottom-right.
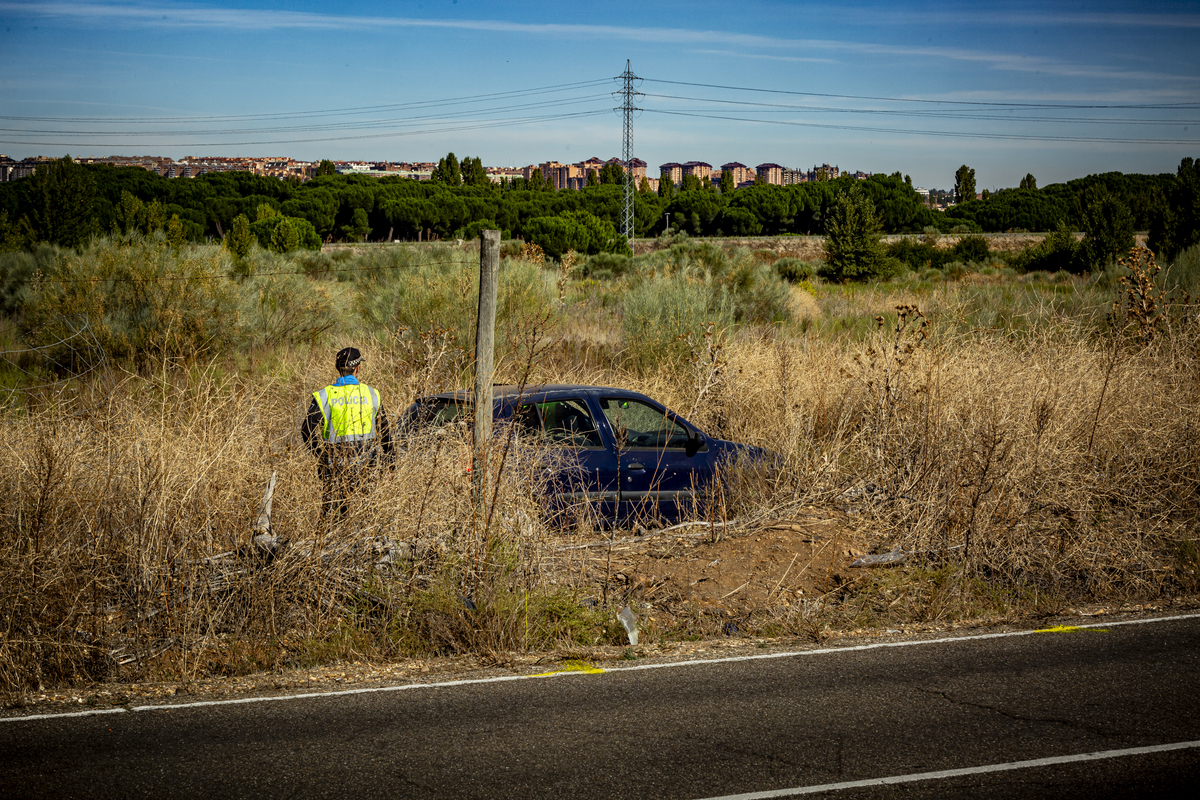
[[685, 428, 704, 457]]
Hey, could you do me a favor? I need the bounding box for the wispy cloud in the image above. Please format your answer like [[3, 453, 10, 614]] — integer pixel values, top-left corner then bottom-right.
[[819, 7, 1200, 29], [4, 2, 1198, 86], [689, 49, 838, 65]]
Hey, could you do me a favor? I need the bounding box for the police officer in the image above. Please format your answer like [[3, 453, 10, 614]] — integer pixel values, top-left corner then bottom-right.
[[301, 346, 394, 519]]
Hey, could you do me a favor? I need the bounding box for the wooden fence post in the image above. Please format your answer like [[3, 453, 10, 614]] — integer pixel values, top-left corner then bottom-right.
[[473, 230, 500, 515]]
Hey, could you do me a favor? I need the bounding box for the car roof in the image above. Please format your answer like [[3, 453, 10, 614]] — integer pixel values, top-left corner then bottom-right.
[[416, 385, 649, 403]]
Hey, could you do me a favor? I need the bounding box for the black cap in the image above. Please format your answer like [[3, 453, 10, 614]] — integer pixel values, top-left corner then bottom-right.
[[335, 347, 364, 371]]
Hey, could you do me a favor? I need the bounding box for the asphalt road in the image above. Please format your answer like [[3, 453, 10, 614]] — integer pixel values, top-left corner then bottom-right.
[[3, 614, 1199, 799]]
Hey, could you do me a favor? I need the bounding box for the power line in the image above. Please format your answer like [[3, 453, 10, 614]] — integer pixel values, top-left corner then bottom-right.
[[0, 93, 613, 138], [0, 109, 612, 148], [644, 108, 1199, 146], [643, 78, 1200, 110], [0, 80, 615, 124], [642, 93, 1200, 126]]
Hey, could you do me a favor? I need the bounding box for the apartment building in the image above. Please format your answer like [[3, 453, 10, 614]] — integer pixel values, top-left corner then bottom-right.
[[486, 167, 525, 184], [755, 163, 784, 185], [537, 161, 580, 190], [659, 162, 683, 186], [782, 167, 807, 185], [680, 161, 712, 182], [0, 155, 46, 181], [719, 162, 753, 186], [625, 157, 647, 182]]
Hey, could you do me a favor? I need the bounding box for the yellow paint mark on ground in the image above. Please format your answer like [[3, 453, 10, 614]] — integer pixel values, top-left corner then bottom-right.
[[531, 659, 605, 677], [1035, 625, 1108, 633]]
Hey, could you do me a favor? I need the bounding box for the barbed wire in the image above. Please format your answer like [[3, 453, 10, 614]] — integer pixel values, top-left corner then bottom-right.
[[19, 254, 478, 285], [0, 315, 108, 394]]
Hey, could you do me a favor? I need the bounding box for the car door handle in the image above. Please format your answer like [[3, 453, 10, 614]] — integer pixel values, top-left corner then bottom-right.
[[626, 462, 646, 471]]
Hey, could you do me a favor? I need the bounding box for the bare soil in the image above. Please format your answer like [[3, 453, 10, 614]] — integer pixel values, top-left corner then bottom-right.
[[560, 509, 863, 614]]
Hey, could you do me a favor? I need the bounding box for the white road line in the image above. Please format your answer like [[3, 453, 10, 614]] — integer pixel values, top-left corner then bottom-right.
[[694, 740, 1200, 799], [0, 707, 127, 723], [4, 611, 1198, 723]]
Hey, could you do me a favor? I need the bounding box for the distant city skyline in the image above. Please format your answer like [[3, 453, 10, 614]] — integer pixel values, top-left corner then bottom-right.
[[1, 1, 1197, 190]]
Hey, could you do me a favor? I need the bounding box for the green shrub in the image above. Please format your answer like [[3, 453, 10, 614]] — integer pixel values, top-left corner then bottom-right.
[[235, 272, 349, 349], [952, 234, 990, 264], [774, 257, 818, 282], [1013, 224, 1086, 274], [1162, 243, 1200, 297], [583, 252, 633, 278], [23, 236, 237, 365], [525, 211, 630, 260], [249, 215, 321, 253], [358, 250, 558, 356], [621, 272, 734, 372], [0, 244, 59, 314], [886, 237, 946, 271], [725, 260, 791, 324]]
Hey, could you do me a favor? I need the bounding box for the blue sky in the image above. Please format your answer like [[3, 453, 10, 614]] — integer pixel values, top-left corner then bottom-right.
[[1, 1, 1198, 189]]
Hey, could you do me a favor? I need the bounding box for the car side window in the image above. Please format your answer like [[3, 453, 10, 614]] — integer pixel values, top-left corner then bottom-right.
[[522, 399, 604, 448], [513, 403, 542, 435], [599, 398, 690, 449]]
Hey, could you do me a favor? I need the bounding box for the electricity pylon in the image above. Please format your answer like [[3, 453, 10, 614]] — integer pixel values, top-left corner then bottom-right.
[[616, 60, 643, 255]]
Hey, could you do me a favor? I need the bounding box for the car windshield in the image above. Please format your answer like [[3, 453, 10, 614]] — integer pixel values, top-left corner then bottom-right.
[[599, 397, 691, 449]]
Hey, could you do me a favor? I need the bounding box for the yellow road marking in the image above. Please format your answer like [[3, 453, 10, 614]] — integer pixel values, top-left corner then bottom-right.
[[1034, 625, 1108, 633], [531, 659, 605, 677]]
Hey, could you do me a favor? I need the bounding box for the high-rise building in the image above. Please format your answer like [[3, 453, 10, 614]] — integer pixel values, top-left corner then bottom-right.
[[755, 163, 784, 185]]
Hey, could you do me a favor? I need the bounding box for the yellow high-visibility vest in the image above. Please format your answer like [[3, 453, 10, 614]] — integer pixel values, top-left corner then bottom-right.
[[313, 383, 380, 449]]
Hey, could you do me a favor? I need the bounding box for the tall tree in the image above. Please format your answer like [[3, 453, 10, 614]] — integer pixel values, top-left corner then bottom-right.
[[954, 165, 977, 204], [822, 184, 888, 281], [24, 156, 97, 248], [1081, 187, 1134, 271], [599, 162, 624, 185], [1019, 173, 1038, 191], [433, 152, 462, 186], [224, 213, 255, 260], [314, 160, 337, 177], [1148, 157, 1200, 263], [719, 170, 734, 194], [460, 156, 489, 187], [343, 207, 372, 242], [528, 167, 551, 192]]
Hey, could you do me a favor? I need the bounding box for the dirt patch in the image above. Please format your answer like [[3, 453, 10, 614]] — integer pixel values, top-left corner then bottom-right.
[[558, 509, 869, 619]]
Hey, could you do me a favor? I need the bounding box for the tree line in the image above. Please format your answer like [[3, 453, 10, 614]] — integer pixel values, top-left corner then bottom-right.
[[1, 153, 1197, 265]]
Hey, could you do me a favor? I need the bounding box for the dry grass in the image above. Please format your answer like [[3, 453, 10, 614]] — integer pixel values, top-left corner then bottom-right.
[[2, 243, 1199, 696]]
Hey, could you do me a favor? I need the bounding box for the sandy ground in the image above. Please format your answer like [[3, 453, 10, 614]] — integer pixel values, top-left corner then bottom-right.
[[558, 509, 859, 613]]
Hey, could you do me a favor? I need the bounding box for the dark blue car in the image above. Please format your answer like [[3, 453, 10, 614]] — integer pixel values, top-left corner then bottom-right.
[[400, 384, 764, 523]]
